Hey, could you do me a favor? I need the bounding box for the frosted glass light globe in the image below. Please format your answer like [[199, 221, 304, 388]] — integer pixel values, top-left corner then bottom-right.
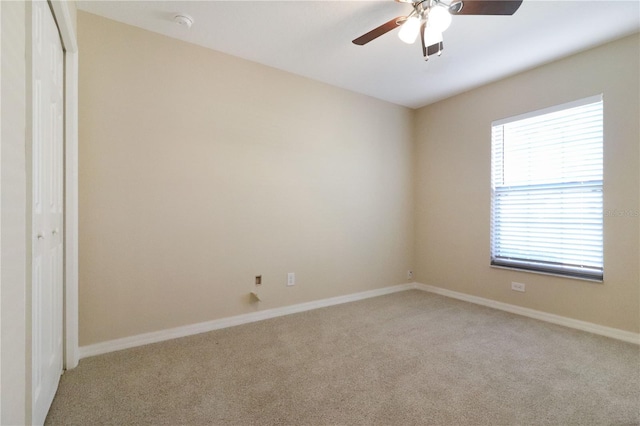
[[398, 16, 421, 44], [424, 28, 443, 46], [428, 6, 452, 33]]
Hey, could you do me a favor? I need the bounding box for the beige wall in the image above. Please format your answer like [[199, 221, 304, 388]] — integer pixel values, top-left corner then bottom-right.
[[1, 1, 28, 423], [415, 34, 640, 333], [78, 11, 639, 346], [77, 12, 415, 346]]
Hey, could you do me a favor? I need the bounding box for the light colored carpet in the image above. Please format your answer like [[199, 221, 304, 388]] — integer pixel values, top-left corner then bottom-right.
[[46, 290, 639, 425]]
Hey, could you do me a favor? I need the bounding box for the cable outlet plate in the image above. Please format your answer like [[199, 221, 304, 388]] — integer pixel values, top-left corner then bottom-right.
[[511, 282, 525, 292]]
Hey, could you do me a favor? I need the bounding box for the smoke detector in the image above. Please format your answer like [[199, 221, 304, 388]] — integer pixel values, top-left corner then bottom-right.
[[173, 14, 193, 29]]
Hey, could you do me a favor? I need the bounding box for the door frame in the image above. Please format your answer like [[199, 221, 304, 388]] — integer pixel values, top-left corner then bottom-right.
[[0, 1, 77, 423], [0, 4, 3, 422], [48, 0, 78, 370]]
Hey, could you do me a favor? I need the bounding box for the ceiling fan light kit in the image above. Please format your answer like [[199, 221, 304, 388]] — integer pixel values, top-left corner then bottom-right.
[[353, 0, 523, 61]]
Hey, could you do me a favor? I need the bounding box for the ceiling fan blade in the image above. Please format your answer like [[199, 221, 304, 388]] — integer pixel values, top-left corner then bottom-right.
[[451, 0, 523, 15], [352, 16, 406, 45]]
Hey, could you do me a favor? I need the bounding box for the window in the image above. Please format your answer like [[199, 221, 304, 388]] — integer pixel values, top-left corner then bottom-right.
[[490, 95, 604, 280]]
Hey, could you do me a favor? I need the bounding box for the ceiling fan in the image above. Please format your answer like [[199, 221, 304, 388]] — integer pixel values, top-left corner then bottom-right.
[[352, 0, 523, 61]]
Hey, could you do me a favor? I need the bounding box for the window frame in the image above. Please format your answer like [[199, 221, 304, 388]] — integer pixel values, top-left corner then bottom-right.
[[490, 94, 604, 282]]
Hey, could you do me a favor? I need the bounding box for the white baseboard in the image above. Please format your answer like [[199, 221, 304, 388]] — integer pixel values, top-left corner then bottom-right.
[[79, 281, 638, 359], [78, 283, 415, 359], [413, 283, 640, 345]]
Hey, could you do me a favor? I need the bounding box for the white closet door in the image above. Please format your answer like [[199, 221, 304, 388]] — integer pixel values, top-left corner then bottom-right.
[[32, 1, 64, 424]]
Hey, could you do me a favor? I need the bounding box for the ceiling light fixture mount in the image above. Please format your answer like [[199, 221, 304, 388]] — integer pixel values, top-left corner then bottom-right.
[[353, 0, 523, 61]]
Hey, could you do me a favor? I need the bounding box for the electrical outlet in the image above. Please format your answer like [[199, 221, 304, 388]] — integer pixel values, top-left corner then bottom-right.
[[511, 282, 525, 292], [287, 272, 295, 286], [255, 275, 262, 286], [407, 270, 414, 280]]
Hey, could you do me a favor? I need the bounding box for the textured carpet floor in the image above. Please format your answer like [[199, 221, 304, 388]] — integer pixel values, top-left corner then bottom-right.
[[46, 290, 639, 425]]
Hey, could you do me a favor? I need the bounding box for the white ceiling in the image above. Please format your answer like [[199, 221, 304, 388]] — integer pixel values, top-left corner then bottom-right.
[[77, 0, 640, 109]]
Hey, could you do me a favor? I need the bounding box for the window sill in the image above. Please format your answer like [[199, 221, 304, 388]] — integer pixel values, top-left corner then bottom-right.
[[490, 264, 604, 284]]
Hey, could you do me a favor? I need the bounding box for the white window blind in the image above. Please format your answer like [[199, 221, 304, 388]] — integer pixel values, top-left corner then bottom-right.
[[490, 95, 603, 280]]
